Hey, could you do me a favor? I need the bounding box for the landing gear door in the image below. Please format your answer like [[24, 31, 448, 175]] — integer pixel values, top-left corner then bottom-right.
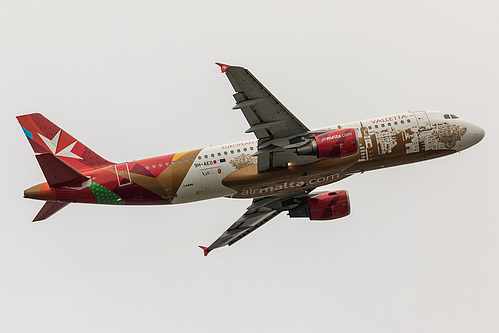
[[115, 163, 132, 186], [413, 111, 432, 132]]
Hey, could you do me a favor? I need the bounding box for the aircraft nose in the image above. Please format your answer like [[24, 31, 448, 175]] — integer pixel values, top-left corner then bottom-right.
[[474, 124, 485, 144]]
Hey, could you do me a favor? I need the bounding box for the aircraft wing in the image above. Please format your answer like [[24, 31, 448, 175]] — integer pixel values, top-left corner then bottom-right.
[[199, 191, 311, 256], [217, 63, 319, 172]]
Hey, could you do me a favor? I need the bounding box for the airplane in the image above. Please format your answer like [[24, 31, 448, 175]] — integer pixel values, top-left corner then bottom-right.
[[17, 63, 485, 256]]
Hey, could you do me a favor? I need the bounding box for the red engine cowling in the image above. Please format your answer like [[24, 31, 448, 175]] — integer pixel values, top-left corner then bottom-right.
[[296, 128, 358, 159], [288, 190, 350, 221]]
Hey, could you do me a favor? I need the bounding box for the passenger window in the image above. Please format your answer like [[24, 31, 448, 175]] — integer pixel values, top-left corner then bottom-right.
[[159, 163, 162, 167], [243, 148, 247, 152], [152, 164, 156, 168], [230, 150, 234, 154], [250, 147, 254, 150], [172, 161, 175, 165], [387, 123, 391, 126], [401, 120, 404, 124], [185, 159, 189, 162], [178, 160, 182, 164], [224, 151, 228, 155], [146, 165, 149, 169], [394, 121, 398, 125], [375, 125, 379, 129], [204, 155, 208, 159], [381, 124, 385, 127], [237, 149, 241, 153], [211, 154, 214, 158], [407, 119, 411, 123], [368, 126, 372, 130], [217, 152, 221, 156], [165, 162, 169, 166]]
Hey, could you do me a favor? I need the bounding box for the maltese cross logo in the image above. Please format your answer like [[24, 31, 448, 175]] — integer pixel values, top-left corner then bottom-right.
[[38, 130, 82, 159]]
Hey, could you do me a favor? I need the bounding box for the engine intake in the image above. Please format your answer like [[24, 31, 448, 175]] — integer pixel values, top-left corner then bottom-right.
[[296, 128, 358, 159], [289, 190, 350, 221]]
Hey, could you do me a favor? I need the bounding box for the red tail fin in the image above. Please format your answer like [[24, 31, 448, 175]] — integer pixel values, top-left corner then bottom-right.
[[17, 113, 113, 172]]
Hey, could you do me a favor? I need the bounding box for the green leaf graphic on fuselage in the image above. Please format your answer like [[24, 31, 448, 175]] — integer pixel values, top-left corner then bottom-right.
[[89, 182, 125, 205]]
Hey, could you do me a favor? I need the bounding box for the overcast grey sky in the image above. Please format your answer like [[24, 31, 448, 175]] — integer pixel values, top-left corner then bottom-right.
[[1, 1, 498, 332]]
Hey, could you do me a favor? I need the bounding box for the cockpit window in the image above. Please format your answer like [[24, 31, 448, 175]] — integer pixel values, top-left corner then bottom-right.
[[444, 114, 450, 119], [451, 114, 459, 119]]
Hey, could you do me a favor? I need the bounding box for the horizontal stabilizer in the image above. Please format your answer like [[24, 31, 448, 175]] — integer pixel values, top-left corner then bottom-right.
[[36, 153, 88, 187], [33, 201, 69, 222]]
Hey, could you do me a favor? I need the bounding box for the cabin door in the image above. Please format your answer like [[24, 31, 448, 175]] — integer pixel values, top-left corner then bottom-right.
[[413, 111, 432, 131]]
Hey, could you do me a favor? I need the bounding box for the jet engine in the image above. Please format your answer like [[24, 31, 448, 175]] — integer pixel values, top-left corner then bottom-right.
[[296, 128, 358, 159], [288, 190, 350, 221]]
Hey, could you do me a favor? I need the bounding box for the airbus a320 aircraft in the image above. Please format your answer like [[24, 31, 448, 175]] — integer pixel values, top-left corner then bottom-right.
[[18, 63, 485, 255]]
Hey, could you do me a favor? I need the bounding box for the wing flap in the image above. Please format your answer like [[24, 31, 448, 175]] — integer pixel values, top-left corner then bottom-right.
[[245, 120, 285, 134], [233, 98, 266, 110]]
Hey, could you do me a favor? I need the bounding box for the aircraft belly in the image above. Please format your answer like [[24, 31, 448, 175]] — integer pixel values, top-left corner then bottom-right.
[[224, 153, 359, 199]]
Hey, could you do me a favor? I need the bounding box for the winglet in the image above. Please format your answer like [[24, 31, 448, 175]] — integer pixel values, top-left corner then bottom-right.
[[199, 246, 212, 256], [215, 63, 231, 73]]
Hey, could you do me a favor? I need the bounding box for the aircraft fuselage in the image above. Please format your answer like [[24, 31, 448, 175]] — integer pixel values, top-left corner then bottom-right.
[[24, 110, 484, 205]]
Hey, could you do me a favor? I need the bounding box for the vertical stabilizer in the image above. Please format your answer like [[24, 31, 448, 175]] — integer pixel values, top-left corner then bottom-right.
[[17, 113, 113, 172]]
